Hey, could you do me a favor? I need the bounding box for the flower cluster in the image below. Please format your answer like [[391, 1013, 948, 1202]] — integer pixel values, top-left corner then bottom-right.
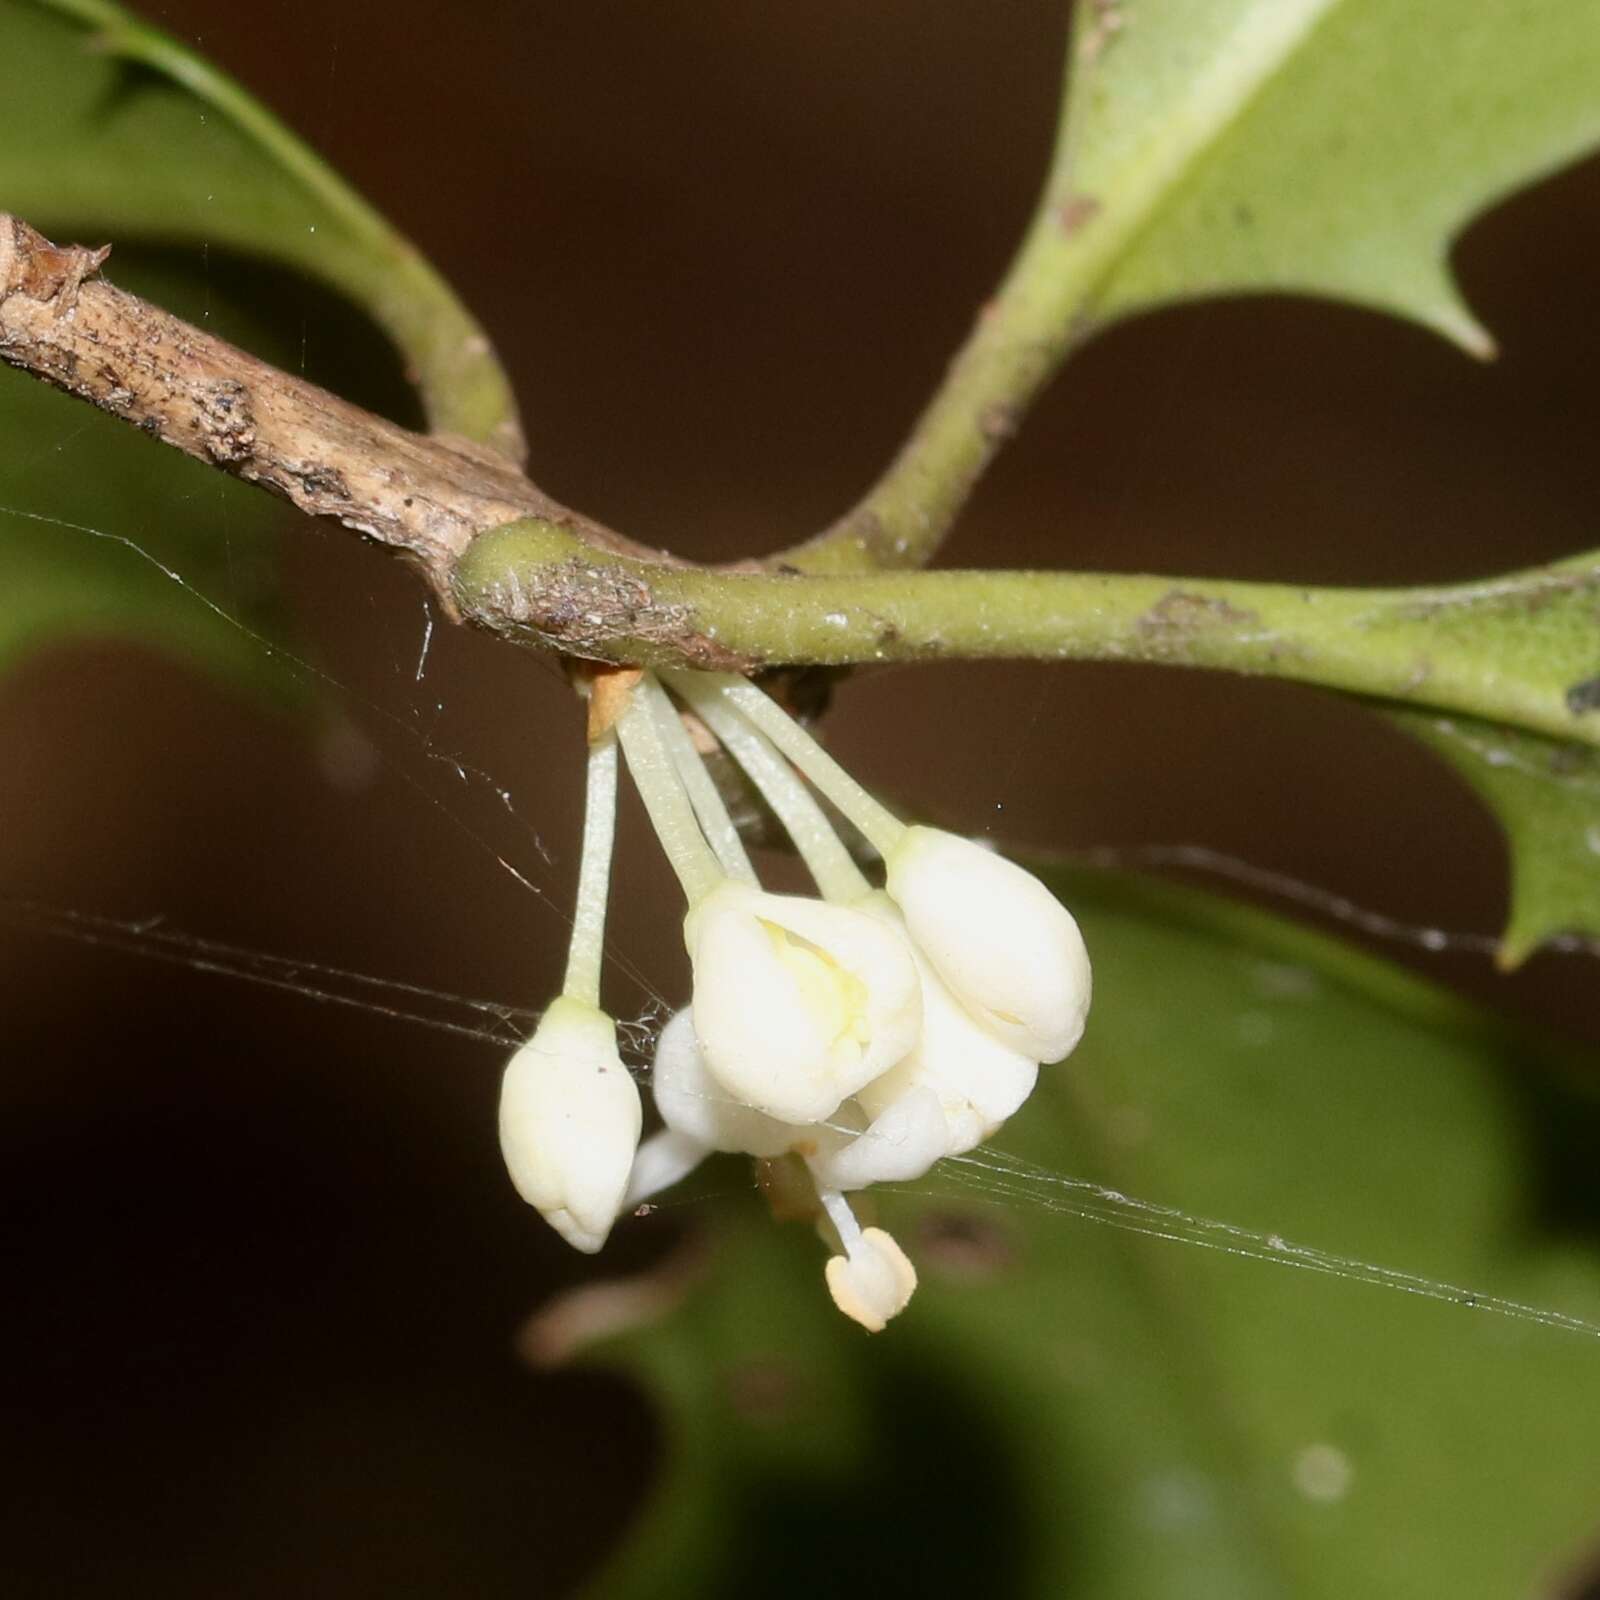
[[497, 669, 1091, 1332]]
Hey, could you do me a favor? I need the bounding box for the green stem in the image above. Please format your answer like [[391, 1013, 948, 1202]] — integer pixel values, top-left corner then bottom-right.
[[781, 30, 1085, 575], [782, 7, 1356, 575], [455, 521, 1600, 752], [784, 205, 1088, 576]]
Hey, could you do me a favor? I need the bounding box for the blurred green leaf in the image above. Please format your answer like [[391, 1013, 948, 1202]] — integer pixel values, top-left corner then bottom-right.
[[1063, 1, 1600, 351], [575, 870, 1600, 1600], [2, 0, 520, 453], [1397, 710, 1600, 967]]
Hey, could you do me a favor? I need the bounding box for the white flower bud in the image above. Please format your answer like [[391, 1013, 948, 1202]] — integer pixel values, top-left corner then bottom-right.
[[685, 880, 922, 1124], [824, 1226, 918, 1333], [884, 826, 1091, 1062], [498, 996, 643, 1254]]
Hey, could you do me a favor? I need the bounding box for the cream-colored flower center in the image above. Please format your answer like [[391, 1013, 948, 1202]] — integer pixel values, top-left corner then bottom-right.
[[757, 918, 870, 1065]]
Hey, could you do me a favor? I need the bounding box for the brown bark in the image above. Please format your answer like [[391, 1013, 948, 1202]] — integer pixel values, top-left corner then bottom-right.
[[0, 214, 657, 610]]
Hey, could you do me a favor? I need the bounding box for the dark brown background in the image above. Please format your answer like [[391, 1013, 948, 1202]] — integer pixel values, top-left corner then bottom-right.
[[2, 3, 1597, 1594]]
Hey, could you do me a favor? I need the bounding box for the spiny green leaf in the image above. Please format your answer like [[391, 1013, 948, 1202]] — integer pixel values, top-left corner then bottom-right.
[[564, 870, 1600, 1600], [1396, 709, 1600, 967], [2, 0, 520, 454], [1057, 0, 1600, 350]]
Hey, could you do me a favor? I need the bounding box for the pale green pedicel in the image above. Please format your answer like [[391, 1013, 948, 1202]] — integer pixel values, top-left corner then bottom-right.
[[666, 673, 869, 905], [560, 734, 620, 1010]]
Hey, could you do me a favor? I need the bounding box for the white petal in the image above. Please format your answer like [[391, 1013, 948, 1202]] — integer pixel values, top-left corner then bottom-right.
[[885, 826, 1091, 1062], [824, 1226, 918, 1332], [623, 1127, 710, 1208], [857, 897, 1039, 1154], [812, 1085, 950, 1190], [498, 996, 642, 1253], [650, 1007, 803, 1158], [685, 881, 922, 1123]]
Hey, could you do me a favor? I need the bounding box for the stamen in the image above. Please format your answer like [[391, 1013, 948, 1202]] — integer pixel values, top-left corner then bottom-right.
[[671, 675, 868, 903], [561, 733, 619, 1008], [816, 1183, 865, 1252], [615, 674, 724, 903], [639, 676, 757, 886], [813, 1178, 918, 1332], [678, 673, 905, 859]]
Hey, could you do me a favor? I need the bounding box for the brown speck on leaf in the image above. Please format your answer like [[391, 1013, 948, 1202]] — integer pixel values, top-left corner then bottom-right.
[[1079, 0, 1128, 63], [1057, 194, 1102, 236]]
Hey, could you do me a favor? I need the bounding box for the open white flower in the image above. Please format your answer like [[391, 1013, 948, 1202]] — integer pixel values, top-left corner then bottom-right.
[[626, 1008, 921, 1331], [630, 1007, 945, 1198], [498, 996, 642, 1254], [885, 825, 1091, 1062], [647, 1006, 851, 1159], [685, 880, 922, 1124], [810, 1084, 950, 1191], [627, 1007, 851, 1206]]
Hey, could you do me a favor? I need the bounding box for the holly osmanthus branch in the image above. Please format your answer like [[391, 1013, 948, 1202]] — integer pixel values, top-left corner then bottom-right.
[[3, 212, 1599, 751]]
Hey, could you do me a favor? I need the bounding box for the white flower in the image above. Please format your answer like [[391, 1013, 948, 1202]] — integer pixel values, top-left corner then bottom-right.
[[884, 825, 1091, 1062], [684, 879, 922, 1124], [629, 1009, 920, 1331], [627, 1007, 852, 1206], [810, 1084, 950, 1190], [648, 1007, 844, 1160], [498, 996, 642, 1253], [633, 1006, 945, 1196]]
